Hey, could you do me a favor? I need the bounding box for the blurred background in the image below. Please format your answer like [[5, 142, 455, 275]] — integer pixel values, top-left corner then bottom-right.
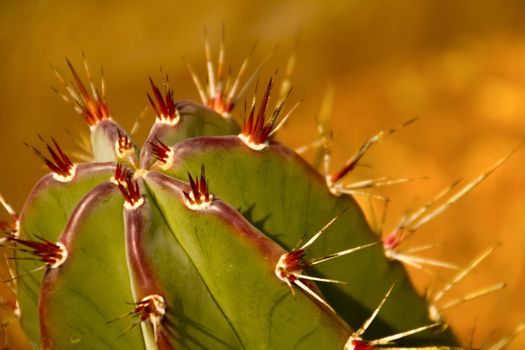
[[1, 0, 524, 348]]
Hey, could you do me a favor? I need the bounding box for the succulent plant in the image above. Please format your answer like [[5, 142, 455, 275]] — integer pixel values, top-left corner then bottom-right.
[[0, 39, 522, 350]]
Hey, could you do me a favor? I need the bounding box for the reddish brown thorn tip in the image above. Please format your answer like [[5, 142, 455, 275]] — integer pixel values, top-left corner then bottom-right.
[[116, 130, 133, 158], [133, 295, 166, 324], [110, 294, 166, 342], [6, 233, 67, 270], [240, 78, 273, 146], [239, 77, 295, 150], [64, 59, 110, 127], [183, 165, 213, 209], [114, 163, 130, 185], [115, 164, 143, 209], [148, 77, 179, 125], [149, 138, 173, 167], [275, 249, 307, 284], [25, 136, 76, 182]]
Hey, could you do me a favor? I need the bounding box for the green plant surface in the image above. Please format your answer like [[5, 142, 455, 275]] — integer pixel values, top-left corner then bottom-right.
[[39, 183, 143, 349], [16, 163, 115, 345]]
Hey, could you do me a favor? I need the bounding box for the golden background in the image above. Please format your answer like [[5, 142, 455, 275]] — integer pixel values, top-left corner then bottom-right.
[[1, 1, 524, 349]]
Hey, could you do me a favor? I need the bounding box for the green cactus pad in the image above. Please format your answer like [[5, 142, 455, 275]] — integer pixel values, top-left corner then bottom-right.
[[16, 163, 115, 345], [39, 183, 143, 349]]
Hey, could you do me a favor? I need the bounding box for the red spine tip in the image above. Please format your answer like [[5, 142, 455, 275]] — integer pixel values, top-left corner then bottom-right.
[[150, 138, 172, 164], [148, 78, 179, 124], [26, 137, 75, 179], [6, 234, 66, 269], [240, 77, 293, 148], [117, 130, 133, 157], [62, 59, 110, 127], [183, 166, 212, 207], [114, 164, 142, 207]]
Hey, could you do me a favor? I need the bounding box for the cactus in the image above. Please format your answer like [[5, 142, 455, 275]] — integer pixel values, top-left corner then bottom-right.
[[0, 40, 521, 350]]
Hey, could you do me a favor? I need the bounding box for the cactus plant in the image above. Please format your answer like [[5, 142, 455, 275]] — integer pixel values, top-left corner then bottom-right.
[[0, 40, 521, 350]]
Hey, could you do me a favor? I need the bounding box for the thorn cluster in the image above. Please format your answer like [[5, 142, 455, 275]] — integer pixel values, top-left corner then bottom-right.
[[110, 294, 166, 343], [116, 130, 133, 158], [344, 285, 441, 350], [382, 151, 515, 270], [6, 234, 67, 270], [426, 246, 503, 325], [26, 136, 76, 182], [239, 77, 295, 151], [148, 78, 180, 125], [275, 212, 375, 312], [325, 118, 417, 194], [53, 58, 110, 128], [149, 138, 174, 169], [188, 28, 259, 117], [132, 295, 166, 342], [115, 164, 143, 209], [183, 165, 213, 210]]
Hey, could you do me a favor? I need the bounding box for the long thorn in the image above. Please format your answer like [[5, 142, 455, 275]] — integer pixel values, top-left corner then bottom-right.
[[371, 323, 441, 345], [308, 242, 377, 266], [294, 279, 335, 313], [487, 322, 525, 350], [356, 284, 395, 337], [296, 274, 346, 284], [329, 118, 417, 184], [432, 246, 496, 304], [300, 208, 349, 250], [411, 148, 518, 233], [439, 282, 506, 311]]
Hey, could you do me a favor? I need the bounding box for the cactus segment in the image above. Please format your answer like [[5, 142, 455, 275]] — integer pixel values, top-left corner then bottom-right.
[[144, 171, 352, 349], [39, 183, 143, 349], [15, 163, 116, 345], [160, 136, 456, 345], [123, 184, 242, 349]]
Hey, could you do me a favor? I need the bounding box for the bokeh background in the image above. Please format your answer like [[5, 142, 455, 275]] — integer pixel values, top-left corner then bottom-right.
[[1, 1, 525, 349]]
